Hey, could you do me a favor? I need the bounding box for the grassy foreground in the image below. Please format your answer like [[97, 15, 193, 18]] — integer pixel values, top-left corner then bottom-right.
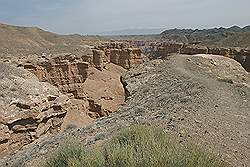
[[43, 125, 227, 167]]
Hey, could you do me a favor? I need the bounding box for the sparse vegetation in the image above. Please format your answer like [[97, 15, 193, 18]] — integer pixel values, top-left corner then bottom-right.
[[43, 125, 227, 167]]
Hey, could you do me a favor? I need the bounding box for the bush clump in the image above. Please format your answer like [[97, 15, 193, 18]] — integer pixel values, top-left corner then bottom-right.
[[43, 125, 227, 167]]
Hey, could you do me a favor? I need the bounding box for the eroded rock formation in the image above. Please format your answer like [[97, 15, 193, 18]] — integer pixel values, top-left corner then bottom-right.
[[0, 62, 84, 156], [95, 42, 144, 69], [19, 43, 144, 99], [22, 54, 89, 99], [148, 42, 250, 72], [1, 54, 249, 167], [0, 42, 143, 158], [180, 45, 208, 55], [20, 43, 143, 115]]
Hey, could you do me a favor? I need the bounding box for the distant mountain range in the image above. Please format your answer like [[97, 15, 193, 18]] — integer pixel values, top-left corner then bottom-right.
[[0, 23, 249, 56], [99, 25, 250, 48], [160, 25, 250, 47], [99, 28, 166, 36]]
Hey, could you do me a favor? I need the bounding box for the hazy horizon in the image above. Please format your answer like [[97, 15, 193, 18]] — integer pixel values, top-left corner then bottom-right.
[[0, 0, 249, 35]]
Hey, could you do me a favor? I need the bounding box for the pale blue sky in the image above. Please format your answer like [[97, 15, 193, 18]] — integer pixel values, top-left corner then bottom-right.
[[0, 0, 249, 35]]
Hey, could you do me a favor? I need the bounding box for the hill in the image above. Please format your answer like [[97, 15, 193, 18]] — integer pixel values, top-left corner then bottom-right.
[[160, 26, 250, 48], [0, 23, 105, 57]]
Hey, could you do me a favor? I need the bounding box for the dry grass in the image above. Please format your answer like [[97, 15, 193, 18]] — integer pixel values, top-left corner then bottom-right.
[[43, 125, 228, 167]]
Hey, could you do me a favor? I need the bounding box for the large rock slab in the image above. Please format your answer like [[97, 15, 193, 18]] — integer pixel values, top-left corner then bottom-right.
[[0, 63, 69, 156]]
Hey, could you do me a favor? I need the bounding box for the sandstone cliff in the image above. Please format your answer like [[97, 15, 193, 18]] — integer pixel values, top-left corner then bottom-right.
[[94, 42, 144, 69], [149, 42, 250, 72], [0, 62, 82, 156], [20, 43, 143, 119], [0, 43, 144, 157]]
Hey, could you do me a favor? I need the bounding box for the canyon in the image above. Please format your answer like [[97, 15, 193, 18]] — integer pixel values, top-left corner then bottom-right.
[[0, 24, 249, 167], [1, 53, 249, 167], [0, 41, 144, 157]]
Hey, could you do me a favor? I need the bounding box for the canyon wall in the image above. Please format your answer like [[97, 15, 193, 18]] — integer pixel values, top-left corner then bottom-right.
[[20, 43, 144, 121], [148, 42, 250, 72], [0, 43, 144, 157], [0, 62, 78, 156], [94, 42, 144, 69], [21, 43, 144, 100]]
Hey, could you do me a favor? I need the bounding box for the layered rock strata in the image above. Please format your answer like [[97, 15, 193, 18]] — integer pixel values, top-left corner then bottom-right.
[[0, 62, 85, 156], [16, 43, 143, 123], [0, 43, 143, 157], [149, 42, 250, 72], [94, 42, 144, 69], [20, 43, 143, 100]]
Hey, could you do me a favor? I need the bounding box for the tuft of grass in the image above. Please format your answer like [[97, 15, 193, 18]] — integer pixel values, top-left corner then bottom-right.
[[43, 125, 228, 167], [43, 142, 104, 167]]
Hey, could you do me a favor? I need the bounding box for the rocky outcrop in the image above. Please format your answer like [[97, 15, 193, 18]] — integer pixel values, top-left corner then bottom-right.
[[208, 47, 231, 57], [180, 45, 208, 55], [0, 62, 88, 156], [208, 47, 250, 71], [19, 54, 127, 122], [20, 43, 143, 112], [232, 49, 250, 72], [148, 43, 183, 59], [243, 55, 250, 72], [94, 42, 144, 69], [0, 42, 143, 157], [92, 49, 109, 70], [23, 54, 89, 99], [81, 63, 126, 119], [158, 43, 183, 54], [149, 42, 250, 72], [21, 42, 143, 98]]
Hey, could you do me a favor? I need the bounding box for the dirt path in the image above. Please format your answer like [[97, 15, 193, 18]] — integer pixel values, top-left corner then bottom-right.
[[171, 55, 249, 166]]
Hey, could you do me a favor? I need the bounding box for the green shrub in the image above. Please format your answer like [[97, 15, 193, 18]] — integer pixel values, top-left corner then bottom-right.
[[43, 142, 104, 167], [43, 125, 228, 167]]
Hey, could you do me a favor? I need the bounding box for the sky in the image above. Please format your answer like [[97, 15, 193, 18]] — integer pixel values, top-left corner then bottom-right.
[[0, 0, 249, 35]]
